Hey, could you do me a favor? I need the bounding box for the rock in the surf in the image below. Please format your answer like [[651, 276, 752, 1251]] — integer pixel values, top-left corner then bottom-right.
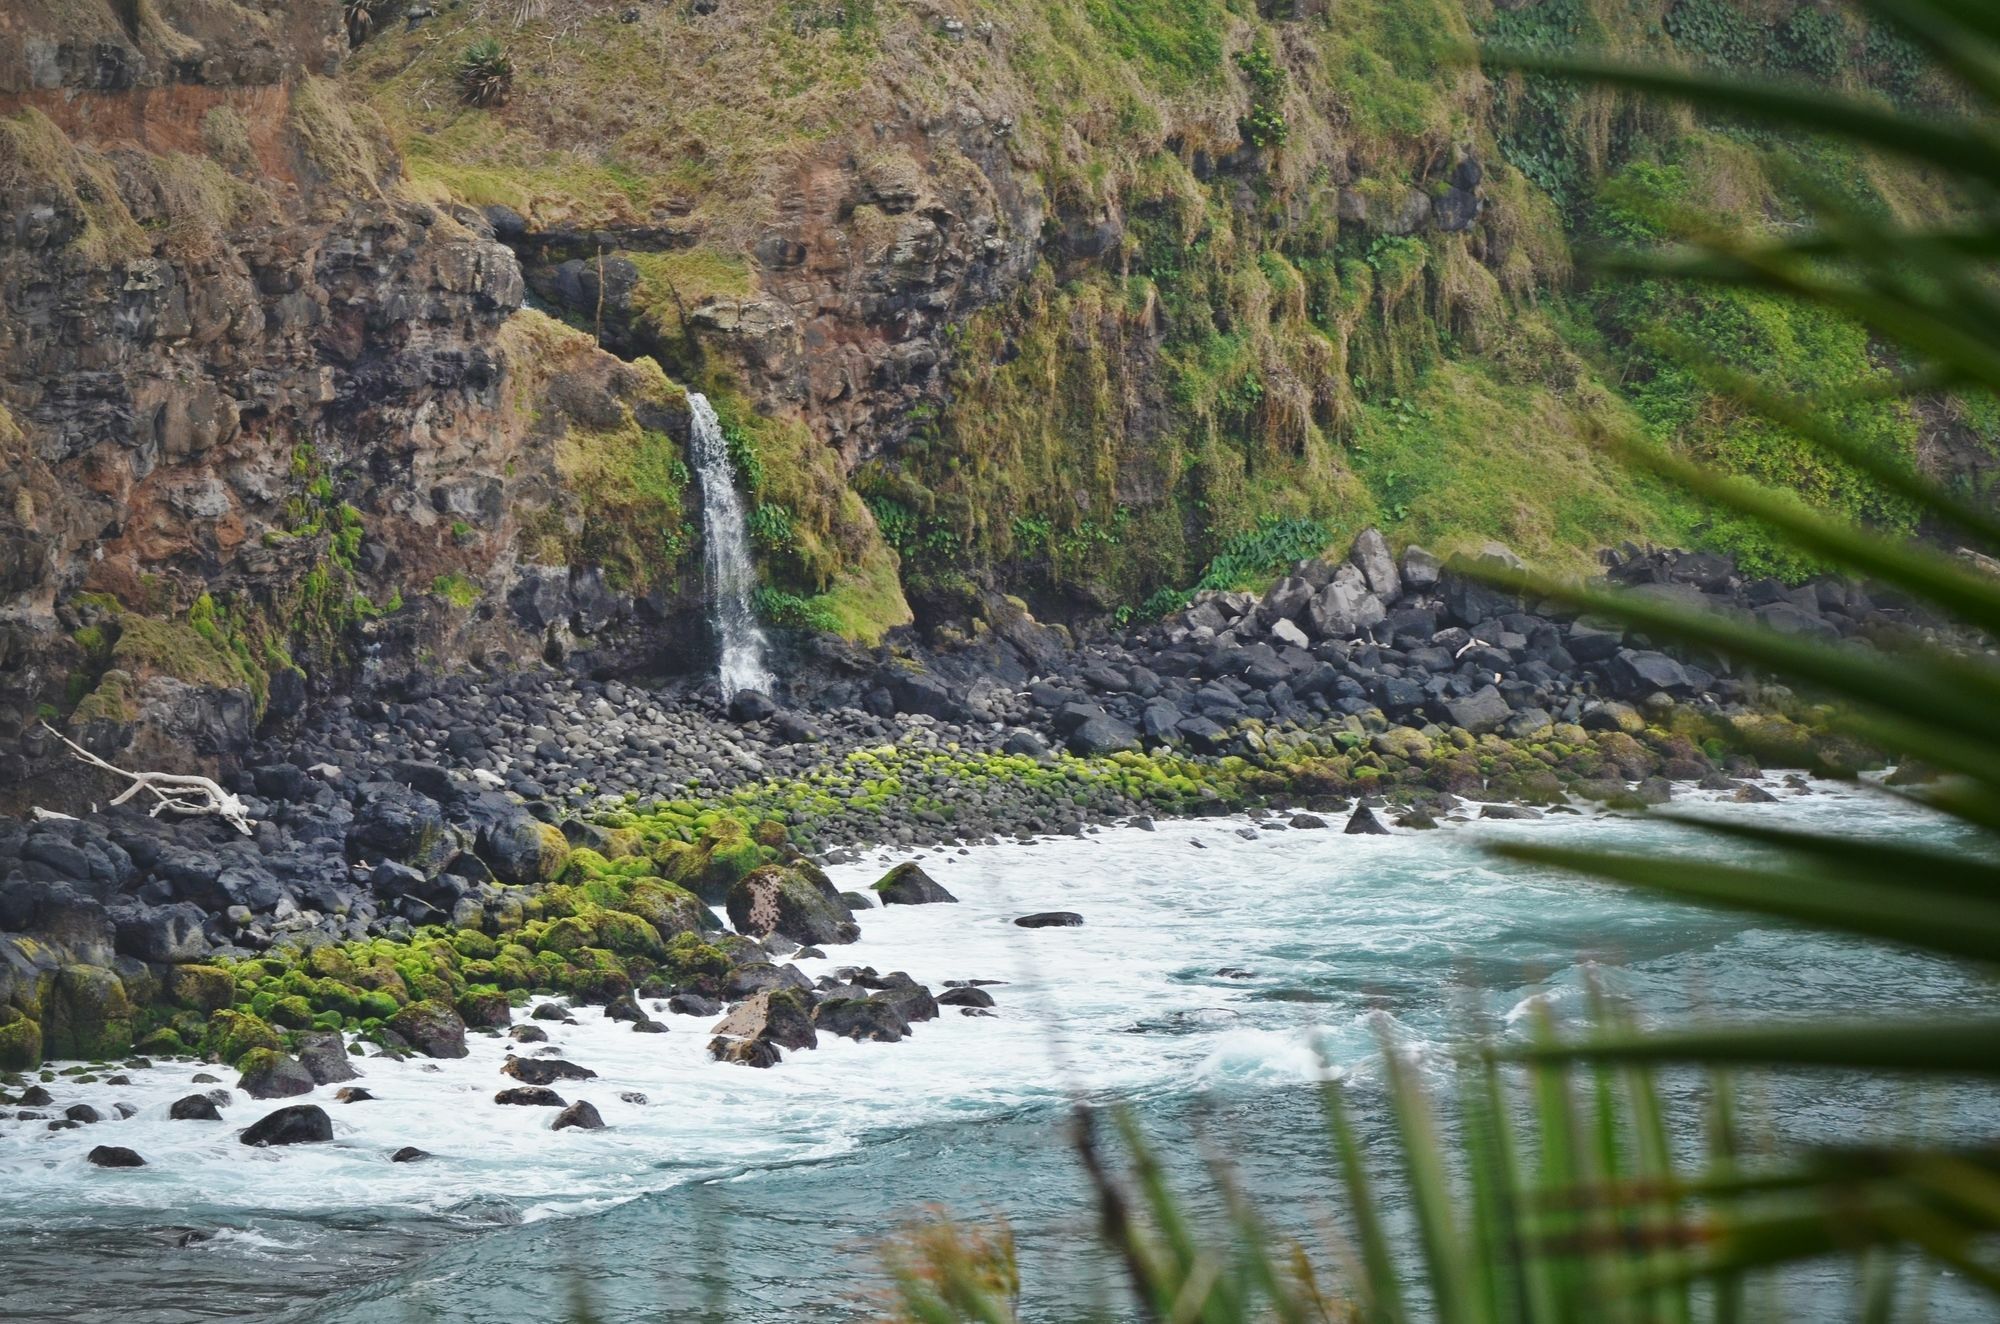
[[87, 1145, 145, 1168], [552, 1100, 605, 1132], [500, 1056, 596, 1086], [871, 862, 958, 905], [240, 1104, 333, 1147]]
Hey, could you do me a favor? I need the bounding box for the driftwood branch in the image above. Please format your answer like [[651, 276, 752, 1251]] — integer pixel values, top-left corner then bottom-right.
[[38, 722, 256, 835]]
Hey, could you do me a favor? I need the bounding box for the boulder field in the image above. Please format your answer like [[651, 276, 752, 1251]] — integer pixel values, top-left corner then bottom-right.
[[0, 533, 1938, 1086]]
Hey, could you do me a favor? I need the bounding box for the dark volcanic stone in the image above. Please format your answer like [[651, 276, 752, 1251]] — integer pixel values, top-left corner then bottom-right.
[[240, 1104, 333, 1147], [495, 1086, 566, 1107], [1014, 911, 1084, 928], [872, 861, 958, 905], [813, 996, 911, 1042], [552, 1100, 606, 1131], [391, 1146, 430, 1163], [937, 986, 995, 1008], [1343, 805, 1392, 836], [87, 1145, 146, 1168], [500, 1056, 596, 1086], [169, 1093, 223, 1121], [297, 1031, 359, 1085]]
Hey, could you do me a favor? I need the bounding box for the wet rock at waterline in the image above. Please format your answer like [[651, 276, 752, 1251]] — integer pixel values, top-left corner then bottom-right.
[[1014, 911, 1084, 928], [240, 1105, 333, 1147], [87, 1146, 145, 1168], [552, 1101, 606, 1132], [500, 1057, 597, 1086], [169, 1094, 223, 1122], [495, 1087, 567, 1107], [236, 1051, 315, 1100], [872, 862, 958, 905], [1343, 805, 1392, 836], [391, 1147, 430, 1163]]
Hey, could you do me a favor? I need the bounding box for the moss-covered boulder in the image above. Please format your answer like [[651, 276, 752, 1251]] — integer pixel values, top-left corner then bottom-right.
[[134, 1027, 187, 1057], [534, 906, 662, 960], [42, 965, 134, 1060], [387, 999, 469, 1059], [726, 865, 859, 948], [670, 819, 767, 904], [477, 813, 572, 886], [658, 933, 732, 996], [456, 986, 512, 1030], [236, 1048, 314, 1100], [621, 880, 715, 941], [169, 965, 237, 1013], [205, 1010, 282, 1065], [0, 1013, 43, 1071]]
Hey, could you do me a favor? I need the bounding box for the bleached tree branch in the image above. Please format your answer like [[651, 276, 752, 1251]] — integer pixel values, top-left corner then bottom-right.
[[37, 722, 256, 835]]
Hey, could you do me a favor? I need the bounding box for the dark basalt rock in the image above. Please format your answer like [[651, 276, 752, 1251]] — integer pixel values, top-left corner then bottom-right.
[[937, 986, 995, 1008], [87, 1145, 146, 1168], [500, 1056, 596, 1086], [509, 1025, 550, 1043], [871, 862, 958, 905], [64, 1103, 100, 1124], [170, 1092, 223, 1121], [551, 1100, 605, 1131], [668, 993, 723, 1018], [813, 996, 911, 1042], [297, 1031, 359, 1085], [387, 1001, 469, 1059], [391, 1146, 430, 1163], [725, 866, 859, 947], [708, 1035, 782, 1068], [1014, 911, 1083, 928], [334, 1087, 374, 1103], [531, 1003, 576, 1023], [1343, 805, 1391, 836], [236, 1051, 315, 1100], [240, 1104, 333, 1147], [495, 1086, 566, 1107]]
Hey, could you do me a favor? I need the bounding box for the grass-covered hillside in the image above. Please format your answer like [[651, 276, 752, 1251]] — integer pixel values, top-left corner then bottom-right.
[[344, 0, 1990, 631]]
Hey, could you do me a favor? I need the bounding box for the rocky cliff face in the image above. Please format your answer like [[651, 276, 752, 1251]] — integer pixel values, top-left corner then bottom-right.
[[0, 0, 716, 807]]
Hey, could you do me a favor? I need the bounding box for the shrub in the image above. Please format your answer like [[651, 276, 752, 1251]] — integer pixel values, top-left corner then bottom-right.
[[455, 40, 513, 108]]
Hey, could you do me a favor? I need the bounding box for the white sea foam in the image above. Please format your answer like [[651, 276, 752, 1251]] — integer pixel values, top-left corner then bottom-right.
[[2, 777, 1959, 1240]]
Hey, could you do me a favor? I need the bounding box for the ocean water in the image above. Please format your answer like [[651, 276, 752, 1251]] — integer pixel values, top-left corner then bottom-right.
[[4, 780, 1994, 1322]]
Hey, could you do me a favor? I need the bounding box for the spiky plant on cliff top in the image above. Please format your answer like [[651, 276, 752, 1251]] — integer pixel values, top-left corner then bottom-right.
[[455, 39, 514, 107]]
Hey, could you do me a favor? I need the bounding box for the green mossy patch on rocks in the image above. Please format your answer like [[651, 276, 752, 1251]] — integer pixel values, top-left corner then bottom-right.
[[169, 965, 236, 1013], [0, 1015, 43, 1071], [43, 965, 134, 1061], [203, 1010, 282, 1066]]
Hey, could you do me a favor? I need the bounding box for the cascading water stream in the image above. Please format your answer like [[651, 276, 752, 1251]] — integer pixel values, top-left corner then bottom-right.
[[687, 392, 774, 698]]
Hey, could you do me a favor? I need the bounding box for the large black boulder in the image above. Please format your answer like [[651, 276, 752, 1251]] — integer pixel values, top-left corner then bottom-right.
[[813, 996, 911, 1042], [1014, 911, 1084, 928], [346, 787, 454, 878], [240, 1104, 333, 1147], [387, 1001, 468, 1059], [552, 1100, 606, 1132], [169, 1093, 223, 1121], [500, 1056, 597, 1086], [87, 1145, 146, 1168], [871, 862, 957, 906], [296, 1031, 359, 1086], [1066, 716, 1140, 756]]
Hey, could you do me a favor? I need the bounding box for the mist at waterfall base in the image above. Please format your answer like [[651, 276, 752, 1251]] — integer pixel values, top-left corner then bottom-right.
[[8, 784, 1996, 1322], [688, 392, 774, 699]]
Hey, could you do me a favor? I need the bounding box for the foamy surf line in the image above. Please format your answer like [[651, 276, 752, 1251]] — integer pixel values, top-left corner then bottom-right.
[[1, 776, 1915, 1232]]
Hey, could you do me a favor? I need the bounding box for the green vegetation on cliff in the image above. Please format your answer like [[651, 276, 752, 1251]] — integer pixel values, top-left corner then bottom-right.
[[109, 0, 1991, 654]]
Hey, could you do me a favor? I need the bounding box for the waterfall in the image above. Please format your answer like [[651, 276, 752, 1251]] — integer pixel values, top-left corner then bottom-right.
[[687, 392, 775, 698]]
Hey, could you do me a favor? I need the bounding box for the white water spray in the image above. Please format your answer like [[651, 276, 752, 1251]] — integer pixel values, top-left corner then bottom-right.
[[687, 392, 774, 698]]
